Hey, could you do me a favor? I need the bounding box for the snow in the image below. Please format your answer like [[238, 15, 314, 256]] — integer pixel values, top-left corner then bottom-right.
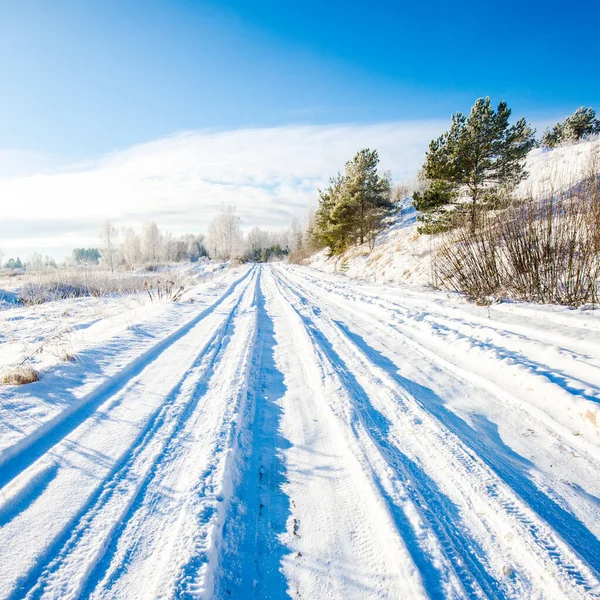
[[0, 262, 598, 599]]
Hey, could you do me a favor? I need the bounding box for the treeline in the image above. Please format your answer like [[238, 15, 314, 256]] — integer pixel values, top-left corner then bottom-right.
[[88, 212, 291, 270], [1, 211, 293, 274], [3, 254, 57, 270], [204, 205, 289, 262], [95, 221, 207, 271]]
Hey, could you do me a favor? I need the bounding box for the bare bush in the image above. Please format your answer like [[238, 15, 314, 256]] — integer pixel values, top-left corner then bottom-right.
[[435, 181, 600, 306], [435, 220, 502, 299], [501, 194, 599, 305]]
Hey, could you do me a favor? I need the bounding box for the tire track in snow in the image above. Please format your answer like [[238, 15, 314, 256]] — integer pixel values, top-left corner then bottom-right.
[[289, 265, 600, 514], [0, 268, 253, 489], [295, 268, 600, 396], [211, 267, 291, 599], [284, 266, 600, 491], [295, 267, 600, 446], [87, 269, 259, 599], [0, 270, 255, 600], [263, 267, 429, 599], [332, 315, 600, 587], [271, 268, 502, 599], [17, 270, 258, 600], [273, 266, 600, 599]]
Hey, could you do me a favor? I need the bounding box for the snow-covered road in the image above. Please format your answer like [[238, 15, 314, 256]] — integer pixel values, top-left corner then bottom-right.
[[1, 264, 599, 599]]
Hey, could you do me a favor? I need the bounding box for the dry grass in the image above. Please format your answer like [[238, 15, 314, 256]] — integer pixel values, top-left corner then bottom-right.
[[0, 366, 40, 386], [2, 267, 188, 306], [16, 268, 150, 305], [60, 351, 78, 362]]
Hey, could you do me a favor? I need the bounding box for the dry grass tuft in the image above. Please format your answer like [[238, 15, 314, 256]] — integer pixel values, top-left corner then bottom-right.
[[0, 366, 40, 386], [60, 351, 78, 362]]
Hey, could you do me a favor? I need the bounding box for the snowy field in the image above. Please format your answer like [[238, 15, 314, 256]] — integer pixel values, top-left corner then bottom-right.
[[0, 263, 599, 599]]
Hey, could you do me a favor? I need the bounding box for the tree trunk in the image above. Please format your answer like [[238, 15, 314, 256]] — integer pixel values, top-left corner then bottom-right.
[[470, 189, 478, 234]]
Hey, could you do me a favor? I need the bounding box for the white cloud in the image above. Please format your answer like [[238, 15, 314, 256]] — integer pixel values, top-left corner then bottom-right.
[[0, 121, 446, 259], [0, 149, 64, 178]]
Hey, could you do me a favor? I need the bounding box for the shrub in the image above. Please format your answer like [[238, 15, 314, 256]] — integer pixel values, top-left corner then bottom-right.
[[435, 180, 600, 306], [19, 282, 91, 305], [0, 366, 40, 386]]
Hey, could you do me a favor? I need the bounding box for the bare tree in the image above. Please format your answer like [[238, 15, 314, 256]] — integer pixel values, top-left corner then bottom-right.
[[206, 206, 243, 260], [120, 227, 142, 267], [27, 252, 44, 270], [162, 232, 182, 262], [99, 220, 120, 273], [141, 221, 162, 263]]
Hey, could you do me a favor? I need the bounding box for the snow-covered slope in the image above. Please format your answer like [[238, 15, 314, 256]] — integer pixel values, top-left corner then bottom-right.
[[309, 138, 600, 286]]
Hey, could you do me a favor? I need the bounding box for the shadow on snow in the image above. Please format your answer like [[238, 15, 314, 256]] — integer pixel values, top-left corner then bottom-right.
[[210, 270, 292, 600], [337, 320, 600, 585]]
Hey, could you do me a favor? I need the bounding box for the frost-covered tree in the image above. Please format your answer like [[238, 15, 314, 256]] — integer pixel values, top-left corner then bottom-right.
[[141, 221, 163, 263], [416, 97, 535, 232], [245, 226, 265, 262], [289, 218, 303, 256], [99, 220, 120, 272], [162, 232, 181, 263], [288, 210, 319, 263], [206, 206, 243, 260], [120, 226, 206, 266], [27, 252, 44, 270], [120, 227, 142, 267], [182, 234, 207, 262], [541, 107, 600, 148], [242, 227, 288, 262]]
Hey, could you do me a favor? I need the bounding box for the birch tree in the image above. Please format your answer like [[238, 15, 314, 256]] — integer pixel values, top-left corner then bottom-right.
[[99, 220, 120, 272], [141, 221, 162, 263], [206, 206, 243, 260]]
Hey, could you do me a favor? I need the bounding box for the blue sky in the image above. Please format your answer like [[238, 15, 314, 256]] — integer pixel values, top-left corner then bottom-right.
[[1, 0, 597, 159], [0, 0, 597, 258]]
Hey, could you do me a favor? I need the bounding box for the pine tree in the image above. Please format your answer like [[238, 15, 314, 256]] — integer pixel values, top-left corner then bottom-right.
[[416, 97, 535, 232], [343, 149, 394, 246], [313, 149, 395, 253], [313, 173, 348, 253], [541, 106, 600, 148], [412, 180, 458, 234]]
